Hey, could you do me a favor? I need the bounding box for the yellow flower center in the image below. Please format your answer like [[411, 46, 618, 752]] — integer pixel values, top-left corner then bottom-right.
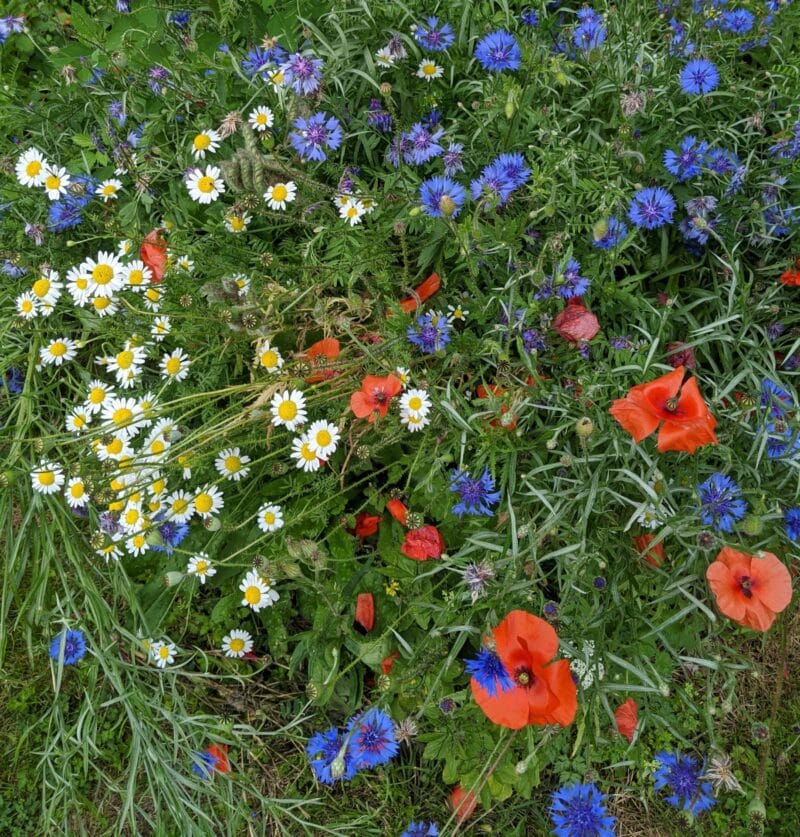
[[145, 288, 160, 302], [73, 415, 86, 428], [93, 297, 111, 311], [260, 350, 278, 368], [195, 494, 212, 514], [197, 175, 215, 193], [76, 277, 89, 289], [49, 341, 67, 357], [172, 498, 188, 515], [165, 357, 182, 375], [132, 534, 146, 549], [92, 264, 114, 285], [272, 184, 288, 202], [107, 438, 124, 455], [315, 429, 332, 447], [32, 278, 50, 298], [125, 508, 140, 525], [102, 184, 117, 196], [263, 511, 275, 525], [45, 174, 61, 190], [224, 455, 240, 472], [230, 216, 245, 230], [347, 206, 358, 218], [26, 160, 42, 177], [256, 114, 267, 125], [89, 387, 105, 404], [193, 134, 211, 150], [244, 586, 261, 605], [408, 396, 422, 411], [159, 646, 169, 660], [38, 471, 55, 486], [21, 299, 33, 313], [195, 560, 208, 574], [150, 440, 166, 455], [229, 638, 245, 652], [277, 401, 297, 420], [128, 269, 144, 285], [301, 443, 317, 462], [112, 407, 133, 425], [423, 63, 437, 76], [116, 350, 134, 369], [70, 483, 85, 499], [151, 479, 166, 494]]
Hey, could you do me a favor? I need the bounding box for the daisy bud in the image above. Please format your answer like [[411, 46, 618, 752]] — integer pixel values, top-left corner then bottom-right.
[[546, 438, 558, 450], [33, 438, 45, 454], [505, 89, 516, 120], [305, 682, 319, 701], [575, 416, 594, 437], [163, 571, 184, 588]]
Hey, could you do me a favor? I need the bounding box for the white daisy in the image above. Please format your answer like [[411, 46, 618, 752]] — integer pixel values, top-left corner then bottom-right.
[[339, 198, 366, 226], [31, 269, 63, 308], [90, 294, 119, 317], [186, 165, 225, 204], [123, 260, 152, 290], [215, 447, 251, 481], [290, 433, 322, 472], [224, 212, 251, 233], [267, 67, 285, 90], [248, 105, 274, 132], [193, 484, 224, 518], [221, 629, 253, 658], [175, 255, 194, 273], [264, 181, 296, 211], [255, 340, 284, 372], [126, 532, 150, 557], [270, 389, 307, 431], [96, 542, 124, 562], [120, 503, 146, 533], [42, 165, 71, 200], [190, 128, 221, 160], [187, 552, 216, 584], [395, 367, 411, 387], [93, 435, 133, 463], [39, 337, 77, 367], [64, 477, 89, 508], [15, 147, 48, 187], [105, 342, 147, 389], [306, 419, 340, 459], [142, 285, 163, 311], [416, 59, 443, 81], [101, 396, 144, 439], [31, 461, 65, 495], [400, 410, 430, 432], [65, 408, 91, 434], [151, 316, 171, 341], [151, 641, 177, 669], [82, 251, 125, 297], [117, 239, 134, 258], [84, 380, 115, 414], [165, 489, 194, 523], [15, 291, 39, 320], [160, 349, 191, 382], [256, 502, 284, 533], [375, 46, 396, 68], [239, 570, 279, 612], [65, 265, 92, 306], [231, 273, 250, 296], [399, 388, 431, 418], [95, 178, 123, 202], [447, 303, 469, 322]]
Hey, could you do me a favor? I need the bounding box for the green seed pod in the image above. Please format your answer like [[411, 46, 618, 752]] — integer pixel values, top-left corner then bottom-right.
[[740, 514, 763, 536], [163, 571, 184, 588]]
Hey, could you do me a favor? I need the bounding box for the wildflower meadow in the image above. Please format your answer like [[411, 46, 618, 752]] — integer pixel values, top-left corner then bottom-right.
[[2, 1, 800, 834]]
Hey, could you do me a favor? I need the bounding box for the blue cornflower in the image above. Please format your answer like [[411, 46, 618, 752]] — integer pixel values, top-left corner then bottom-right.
[[471, 166, 515, 206], [663, 136, 708, 181], [420, 176, 466, 218], [191, 751, 216, 779], [241, 44, 287, 79], [347, 708, 398, 769], [610, 336, 634, 350], [521, 9, 540, 26], [705, 147, 738, 175], [168, 11, 190, 27], [1, 259, 26, 278], [423, 108, 442, 128], [680, 58, 719, 94], [386, 134, 412, 168], [761, 378, 793, 416], [558, 259, 591, 299], [407, 311, 451, 353], [4, 368, 25, 395], [108, 99, 126, 127], [573, 17, 606, 51], [765, 421, 800, 459], [475, 31, 522, 72], [450, 467, 501, 517], [697, 473, 747, 532], [592, 217, 628, 249], [413, 16, 455, 52], [722, 9, 755, 34], [627, 187, 676, 229], [403, 123, 444, 166], [366, 99, 392, 132], [464, 648, 513, 696], [149, 515, 190, 554], [550, 782, 616, 837], [48, 174, 95, 232], [306, 727, 357, 784], [443, 142, 464, 176], [147, 64, 170, 95], [281, 52, 324, 95], [290, 112, 342, 162], [653, 751, 716, 816], [523, 328, 547, 353], [493, 152, 531, 189], [49, 629, 87, 666], [784, 508, 800, 542], [401, 822, 439, 837], [116, 0, 130, 11]]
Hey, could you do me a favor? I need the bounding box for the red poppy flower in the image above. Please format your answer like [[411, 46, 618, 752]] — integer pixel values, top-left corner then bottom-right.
[[706, 547, 792, 632], [614, 698, 638, 743], [355, 592, 375, 632], [471, 610, 577, 730], [553, 300, 600, 343], [386, 499, 408, 526], [397, 272, 441, 313], [304, 338, 340, 383], [140, 228, 168, 283], [350, 374, 402, 422], [449, 786, 478, 822], [476, 383, 517, 430], [609, 366, 718, 454], [401, 525, 445, 561], [381, 651, 400, 675], [780, 258, 800, 286], [352, 513, 381, 538], [205, 743, 230, 774], [633, 533, 665, 568]]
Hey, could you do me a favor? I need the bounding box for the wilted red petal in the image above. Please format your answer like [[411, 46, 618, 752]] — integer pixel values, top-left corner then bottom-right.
[[381, 651, 400, 674], [780, 269, 800, 287], [449, 786, 478, 822], [206, 743, 230, 774], [386, 499, 408, 526], [633, 533, 665, 567], [553, 301, 600, 343], [355, 592, 375, 632], [353, 513, 381, 538], [401, 525, 445, 560], [615, 698, 638, 743], [398, 272, 441, 313], [305, 338, 340, 359], [140, 228, 167, 283]]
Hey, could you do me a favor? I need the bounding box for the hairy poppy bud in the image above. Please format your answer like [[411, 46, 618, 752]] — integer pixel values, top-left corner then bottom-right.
[[575, 417, 594, 437]]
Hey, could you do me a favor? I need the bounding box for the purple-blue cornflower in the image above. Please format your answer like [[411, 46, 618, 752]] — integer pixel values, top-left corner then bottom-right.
[[653, 751, 716, 816], [697, 473, 747, 532], [663, 136, 708, 181], [290, 112, 343, 162], [168, 11, 190, 27], [413, 16, 455, 52], [475, 31, 522, 72], [306, 727, 357, 784], [347, 708, 398, 769], [191, 751, 217, 779], [465, 649, 512, 696], [443, 142, 464, 175], [722, 9, 755, 34], [550, 782, 616, 837], [2, 259, 26, 278], [49, 629, 87, 665], [401, 822, 439, 837], [402, 123, 444, 165], [407, 311, 451, 353], [4, 368, 25, 395], [573, 12, 606, 51], [784, 508, 800, 542], [523, 328, 547, 353], [108, 99, 126, 127], [149, 515, 190, 554], [366, 99, 392, 132], [493, 152, 531, 189], [627, 186, 677, 229], [281, 52, 324, 95], [419, 176, 466, 218], [558, 259, 591, 299], [705, 147, 739, 175], [592, 217, 628, 249], [761, 378, 793, 416], [450, 467, 501, 516], [521, 8, 539, 26], [765, 420, 800, 459], [241, 44, 287, 79], [386, 134, 412, 168], [680, 58, 719, 94]]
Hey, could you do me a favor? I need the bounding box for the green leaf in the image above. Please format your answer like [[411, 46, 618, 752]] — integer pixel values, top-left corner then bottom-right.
[[69, 3, 103, 45]]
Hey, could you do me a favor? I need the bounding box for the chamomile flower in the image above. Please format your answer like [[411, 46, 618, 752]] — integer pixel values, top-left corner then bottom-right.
[[64, 476, 89, 508], [224, 212, 251, 233], [84, 380, 115, 414], [215, 447, 251, 481], [126, 532, 150, 556], [160, 349, 191, 382], [101, 396, 144, 439], [447, 303, 469, 322], [151, 641, 177, 669], [193, 484, 224, 518], [43, 165, 71, 200], [231, 273, 250, 296], [267, 67, 285, 90], [187, 552, 216, 583], [94, 435, 133, 463], [186, 165, 225, 204], [40, 337, 77, 367], [239, 570, 279, 611], [96, 542, 123, 562], [15, 147, 48, 187], [416, 59, 444, 81], [270, 389, 307, 431], [290, 433, 322, 472], [399, 388, 431, 417], [256, 340, 284, 372], [31, 461, 65, 495], [165, 489, 194, 523], [395, 367, 411, 387], [95, 178, 123, 202], [151, 316, 172, 341], [117, 239, 134, 258], [339, 198, 366, 226], [264, 181, 297, 210], [375, 46, 395, 67], [31, 269, 62, 308], [65, 265, 92, 306], [401, 410, 431, 432], [190, 128, 221, 160], [105, 342, 147, 388], [65, 408, 91, 434], [90, 294, 119, 317], [142, 285, 163, 311], [306, 420, 340, 458], [256, 502, 284, 533], [120, 503, 146, 533], [123, 260, 152, 290], [221, 629, 253, 658], [82, 251, 124, 297], [15, 291, 39, 320], [248, 105, 274, 132]]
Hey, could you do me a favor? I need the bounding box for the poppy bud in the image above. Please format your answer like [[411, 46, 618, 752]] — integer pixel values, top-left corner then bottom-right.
[[163, 571, 184, 587], [379, 82, 392, 96], [740, 514, 763, 536], [575, 417, 594, 437]]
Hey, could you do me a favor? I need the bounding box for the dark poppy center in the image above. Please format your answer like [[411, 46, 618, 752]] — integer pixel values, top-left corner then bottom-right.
[[514, 666, 536, 689], [664, 395, 680, 413], [372, 388, 389, 405], [739, 575, 753, 598]]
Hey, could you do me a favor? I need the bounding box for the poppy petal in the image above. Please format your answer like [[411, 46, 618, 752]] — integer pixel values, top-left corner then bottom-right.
[[707, 558, 748, 622], [749, 552, 792, 613], [350, 391, 372, 418], [657, 416, 717, 454], [614, 698, 638, 743], [609, 392, 661, 442], [493, 610, 558, 667], [537, 660, 578, 727], [471, 678, 530, 729]]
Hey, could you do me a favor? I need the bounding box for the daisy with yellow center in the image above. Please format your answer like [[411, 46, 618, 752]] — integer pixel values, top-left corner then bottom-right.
[[187, 552, 216, 584], [84, 380, 115, 414], [176, 256, 194, 273], [150, 641, 177, 669], [290, 433, 322, 472], [395, 367, 411, 387], [81, 251, 124, 297], [151, 316, 171, 342], [95, 435, 132, 463], [65, 266, 92, 306], [193, 484, 224, 518], [104, 342, 146, 389], [121, 503, 145, 533], [117, 239, 134, 258], [224, 212, 251, 233], [31, 269, 63, 306], [416, 59, 444, 81], [15, 147, 48, 187], [186, 165, 226, 204], [124, 260, 152, 290], [65, 408, 91, 434], [270, 389, 307, 431], [256, 340, 284, 372], [160, 348, 191, 382], [222, 629, 253, 658], [91, 294, 119, 317], [15, 291, 39, 320], [256, 502, 284, 533], [95, 178, 123, 202], [400, 410, 430, 432], [101, 396, 142, 439], [399, 388, 431, 418], [190, 128, 221, 160], [267, 68, 285, 90], [142, 286, 163, 311], [264, 181, 297, 211], [239, 570, 279, 612], [42, 165, 71, 200], [126, 532, 150, 557], [96, 542, 123, 562], [248, 105, 274, 132], [165, 489, 194, 523], [31, 461, 65, 495], [39, 337, 77, 367], [339, 198, 366, 226], [306, 419, 340, 459], [215, 447, 251, 481]]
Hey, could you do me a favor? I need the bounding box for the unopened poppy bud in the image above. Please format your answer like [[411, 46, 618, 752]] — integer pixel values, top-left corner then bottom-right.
[[409, 206, 421, 217], [379, 82, 392, 96], [439, 194, 456, 217], [575, 416, 594, 437], [740, 514, 763, 536], [505, 90, 516, 119], [163, 571, 184, 587], [203, 516, 221, 531]]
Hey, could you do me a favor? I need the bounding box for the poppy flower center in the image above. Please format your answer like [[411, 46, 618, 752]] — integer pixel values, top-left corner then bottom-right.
[[664, 395, 680, 412], [738, 575, 753, 598], [372, 388, 389, 405], [514, 666, 536, 689]]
